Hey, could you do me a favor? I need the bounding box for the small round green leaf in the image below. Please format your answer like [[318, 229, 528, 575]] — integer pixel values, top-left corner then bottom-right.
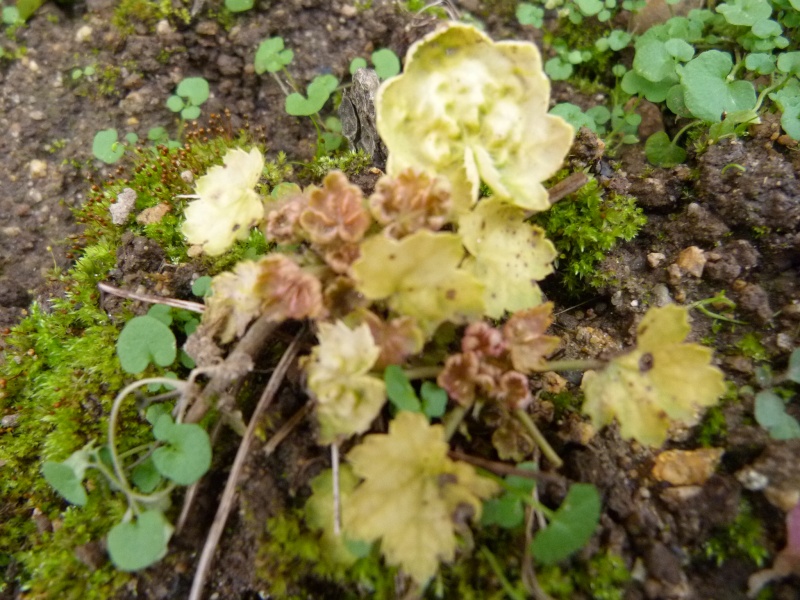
[[545, 57, 573, 81], [132, 458, 162, 494], [645, 131, 687, 168], [754, 390, 786, 428], [147, 304, 173, 326], [349, 57, 368, 75], [191, 275, 213, 298], [788, 349, 800, 383], [42, 461, 88, 506], [516, 2, 544, 27], [255, 37, 293, 74], [482, 495, 525, 528], [777, 52, 800, 76], [107, 510, 173, 571], [166, 95, 184, 112], [92, 129, 125, 164], [148, 126, 169, 142], [420, 382, 447, 418], [225, 0, 254, 12], [152, 417, 212, 485], [117, 315, 177, 374], [384, 365, 422, 413], [181, 106, 201, 120], [176, 77, 210, 106], [531, 483, 601, 565], [371, 48, 401, 80]]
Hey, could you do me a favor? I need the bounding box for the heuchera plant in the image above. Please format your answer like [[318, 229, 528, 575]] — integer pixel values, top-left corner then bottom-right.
[[44, 21, 728, 590]]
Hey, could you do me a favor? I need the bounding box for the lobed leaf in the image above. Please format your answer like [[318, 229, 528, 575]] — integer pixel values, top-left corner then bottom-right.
[[530, 483, 601, 564], [117, 315, 177, 374], [107, 510, 173, 571]]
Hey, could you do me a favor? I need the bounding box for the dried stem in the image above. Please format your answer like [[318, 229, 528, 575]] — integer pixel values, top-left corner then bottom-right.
[[513, 409, 563, 469], [98, 282, 205, 313], [188, 328, 306, 600], [447, 450, 566, 487]]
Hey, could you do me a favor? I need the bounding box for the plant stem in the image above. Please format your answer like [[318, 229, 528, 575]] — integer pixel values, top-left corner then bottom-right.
[[403, 365, 442, 380], [538, 358, 604, 372], [480, 546, 527, 600], [514, 409, 563, 469], [442, 403, 470, 441], [189, 328, 305, 600]]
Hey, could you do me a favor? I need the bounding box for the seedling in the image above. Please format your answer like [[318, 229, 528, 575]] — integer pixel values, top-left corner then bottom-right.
[[349, 48, 401, 81], [166, 77, 210, 120], [92, 128, 138, 164]]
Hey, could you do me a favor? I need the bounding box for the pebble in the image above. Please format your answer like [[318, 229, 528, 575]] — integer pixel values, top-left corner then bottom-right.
[[647, 252, 666, 268], [28, 159, 48, 179], [75, 24, 93, 43], [652, 448, 724, 486], [676, 246, 706, 278]]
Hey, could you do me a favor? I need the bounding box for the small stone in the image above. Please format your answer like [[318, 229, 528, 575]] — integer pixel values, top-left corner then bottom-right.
[[339, 4, 357, 16], [667, 263, 683, 285], [28, 159, 48, 179], [676, 246, 706, 277], [109, 188, 137, 225], [155, 19, 173, 36], [136, 203, 171, 225], [652, 448, 724, 486], [541, 371, 567, 394], [1, 413, 19, 428], [647, 252, 666, 268], [180, 170, 194, 183], [29, 110, 45, 121], [75, 24, 93, 43], [195, 20, 219, 36]]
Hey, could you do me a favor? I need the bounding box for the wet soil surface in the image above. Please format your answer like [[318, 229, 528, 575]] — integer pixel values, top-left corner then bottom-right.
[[1, 1, 799, 599]]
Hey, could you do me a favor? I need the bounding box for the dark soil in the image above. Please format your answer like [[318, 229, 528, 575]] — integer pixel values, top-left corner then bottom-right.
[[1, 1, 799, 599]]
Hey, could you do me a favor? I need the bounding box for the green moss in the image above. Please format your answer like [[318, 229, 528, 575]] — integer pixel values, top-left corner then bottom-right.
[[697, 404, 728, 447], [257, 510, 396, 599], [540, 551, 630, 600], [112, 0, 190, 35], [735, 333, 770, 362], [297, 149, 372, 182], [702, 499, 769, 567], [533, 171, 647, 295]]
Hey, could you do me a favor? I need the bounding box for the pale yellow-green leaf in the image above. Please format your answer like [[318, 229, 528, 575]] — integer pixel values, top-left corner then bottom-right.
[[305, 321, 386, 444], [377, 23, 573, 214], [350, 230, 485, 334], [344, 412, 499, 584], [182, 147, 265, 256], [459, 197, 557, 318], [304, 465, 364, 566], [581, 305, 726, 446]]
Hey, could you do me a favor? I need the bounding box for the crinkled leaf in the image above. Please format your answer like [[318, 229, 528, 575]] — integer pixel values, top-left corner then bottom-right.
[[107, 510, 173, 571], [305, 321, 386, 444], [181, 147, 265, 256], [531, 483, 601, 564], [459, 198, 556, 318], [377, 23, 573, 215], [581, 305, 726, 446], [351, 230, 485, 334], [151, 414, 212, 485], [117, 315, 177, 374], [344, 412, 499, 583]]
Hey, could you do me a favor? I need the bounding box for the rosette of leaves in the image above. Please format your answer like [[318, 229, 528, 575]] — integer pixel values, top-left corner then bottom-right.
[[181, 147, 265, 256], [581, 304, 726, 446], [376, 23, 574, 214], [203, 255, 323, 343], [304, 321, 386, 444], [342, 411, 499, 583]]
